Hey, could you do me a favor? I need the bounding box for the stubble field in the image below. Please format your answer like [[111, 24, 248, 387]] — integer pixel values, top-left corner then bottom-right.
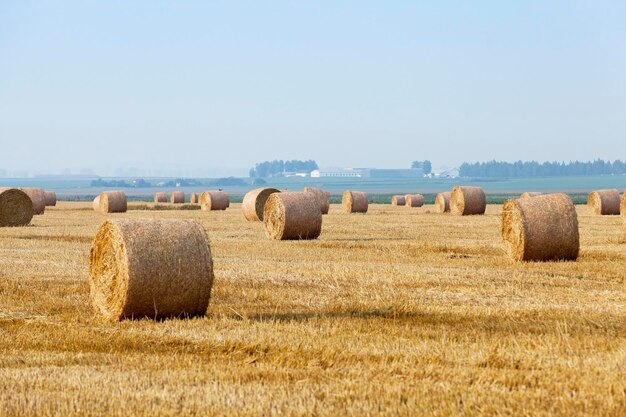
[[0, 202, 624, 416]]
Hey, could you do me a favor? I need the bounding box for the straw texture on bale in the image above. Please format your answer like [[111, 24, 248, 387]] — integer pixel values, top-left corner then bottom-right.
[[99, 191, 127, 214], [587, 189, 620, 215], [93, 196, 100, 211], [304, 187, 331, 214], [200, 191, 229, 211], [190, 193, 200, 204], [0, 188, 34, 227], [171, 191, 185, 204], [520, 192, 543, 199], [89, 218, 214, 321], [154, 192, 167, 204], [501, 193, 579, 262], [20, 188, 46, 215], [342, 191, 368, 213], [405, 194, 424, 207], [263, 192, 322, 240], [435, 192, 451, 213], [391, 195, 406, 206], [242, 188, 280, 221], [450, 186, 486, 216], [44, 191, 57, 206], [622, 191, 626, 222]]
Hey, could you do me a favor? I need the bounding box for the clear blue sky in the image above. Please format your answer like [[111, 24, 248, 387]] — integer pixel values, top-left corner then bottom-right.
[[1, 1, 625, 177]]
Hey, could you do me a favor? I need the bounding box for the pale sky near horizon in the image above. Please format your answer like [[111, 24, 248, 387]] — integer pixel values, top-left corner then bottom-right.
[[1, 1, 625, 177]]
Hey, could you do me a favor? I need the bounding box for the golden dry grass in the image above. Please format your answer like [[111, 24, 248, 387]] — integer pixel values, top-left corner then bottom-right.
[[0, 202, 624, 416]]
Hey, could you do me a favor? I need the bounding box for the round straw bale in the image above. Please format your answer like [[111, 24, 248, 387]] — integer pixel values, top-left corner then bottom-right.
[[501, 193, 579, 262], [391, 195, 406, 206], [450, 186, 486, 215], [44, 191, 57, 206], [405, 194, 424, 207], [242, 187, 280, 221], [171, 191, 185, 204], [0, 188, 34, 227], [154, 192, 167, 204], [93, 195, 100, 211], [20, 188, 46, 215], [435, 192, 451, 213], [304, 187, 330, 214], [99, 191, 127, 214], [342, 191, 368, 213], [263, 192, 322, 240], [587, 189, 620, 215], [200, 191, 229, 211], [89, 218, 213, 321], [622, 190, 626, 221], [190, 192, 200, 204], [520, 192, 542, 199]]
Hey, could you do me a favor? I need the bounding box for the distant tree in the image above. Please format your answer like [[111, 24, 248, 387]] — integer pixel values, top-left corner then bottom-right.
[[459, 159, 625, 178], [249, 159, 319, 177], [411, 160, 432, 174]]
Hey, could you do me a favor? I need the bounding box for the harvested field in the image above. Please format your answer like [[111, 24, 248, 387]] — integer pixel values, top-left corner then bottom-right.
[[0, 202, 624, 416]]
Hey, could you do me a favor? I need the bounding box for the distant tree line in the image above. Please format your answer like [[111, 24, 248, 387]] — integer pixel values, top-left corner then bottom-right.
[[249, 160, 319, 178], [91, 178, 151, 188], [459, 159, 626, 178], [411, 160, 432, 174]]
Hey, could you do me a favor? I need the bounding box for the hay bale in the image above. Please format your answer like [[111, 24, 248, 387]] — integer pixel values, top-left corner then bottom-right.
[[200, 191, 229, 211], [391, 195, 406, 206], [89, 218, 213, 321], [622, 190, 626, 222], [44, 191, 57, 206], [435, 192, 451, 213], [242, 188, 280, 221], [93, 196, 100, 211], [405, 194, 424, 207], [20, 188, 46, 215], [587, 189, 620, 215], [520, 192, 542, 199], [190, 192, 200, 204], [99, 191, 127, 214], [342, 191, 368, 213], [501, 193, 579, 261], [304, 187, 331, 214], [0, 188, 34, 227], [263, 192, 322, 240], [171, 191, 185, 204], [450, 186, 486, 215], [154, 192, 167, 204]]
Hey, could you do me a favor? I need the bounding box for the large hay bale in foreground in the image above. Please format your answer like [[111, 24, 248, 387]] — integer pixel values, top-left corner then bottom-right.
[[89, 218, 214, 321], [200, 191, 229, 211], [99, 191, 127, 214], [304, 187, 330, 214], [263, 192, 322, 240], [154, 192, 167, 204], [587, 189, 620, 215], [435, 192, 451, 213], [450, 186, 486, 215], [44, 191, 57, 206], [20, 188, 46, 215], [0, 188, 34, 227], [93, 196, 100, 211], [391, 195, 406, 206], [520, 192, 542, 199], [405, 194, 424, 207], [190, 192, 200, 204], [501, 193, 579, 262], [171, 191, 185, 204], [342, 191, 368, 213], [242, 188, 280, 221]]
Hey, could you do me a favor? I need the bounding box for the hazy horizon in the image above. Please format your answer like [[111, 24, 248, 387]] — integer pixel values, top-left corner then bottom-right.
[[1, 1, 625, 177]]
